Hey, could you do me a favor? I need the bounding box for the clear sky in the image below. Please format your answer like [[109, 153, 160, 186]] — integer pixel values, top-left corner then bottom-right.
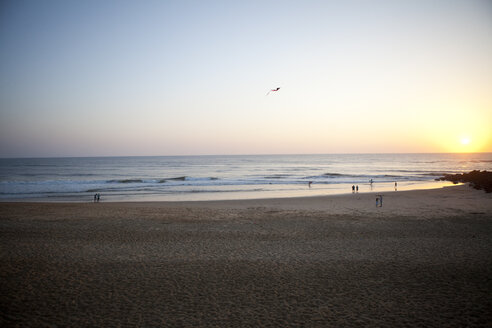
[[1, 0, 491, 157]]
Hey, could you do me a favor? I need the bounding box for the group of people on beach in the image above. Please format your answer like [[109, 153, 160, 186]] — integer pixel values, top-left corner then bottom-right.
[[93, 193, 101, 202], [309, 179, 397, 200]]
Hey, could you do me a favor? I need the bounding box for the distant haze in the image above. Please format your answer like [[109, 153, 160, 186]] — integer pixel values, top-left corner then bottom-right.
[[1, 0, 491, 157]]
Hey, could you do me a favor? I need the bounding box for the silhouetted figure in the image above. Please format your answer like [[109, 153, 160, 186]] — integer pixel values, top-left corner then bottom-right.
[[352, 185, 355, 193], [97, 193, 100, 202], [376, 197, 379, 207], [356, 185, 359, 192], [395, 181, 397, 191], [308, 181, 312, 188], [94, 194, 97, 203]]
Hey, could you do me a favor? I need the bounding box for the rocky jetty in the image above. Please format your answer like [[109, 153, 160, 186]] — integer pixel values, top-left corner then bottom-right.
[[437, 170, 492, 193]]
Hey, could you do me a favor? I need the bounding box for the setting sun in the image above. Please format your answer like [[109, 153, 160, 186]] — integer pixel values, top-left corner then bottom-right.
[[455, 135, 474, 152]]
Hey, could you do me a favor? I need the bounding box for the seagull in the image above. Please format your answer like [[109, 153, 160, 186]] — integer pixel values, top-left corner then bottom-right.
[[266, 87, 281, 95]]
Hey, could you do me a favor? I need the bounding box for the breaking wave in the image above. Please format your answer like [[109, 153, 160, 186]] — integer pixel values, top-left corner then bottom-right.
[[107, 179, 143, 183]]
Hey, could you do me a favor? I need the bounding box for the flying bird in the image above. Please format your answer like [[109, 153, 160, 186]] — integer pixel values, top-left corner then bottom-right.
[[266, 87, 281, 95]]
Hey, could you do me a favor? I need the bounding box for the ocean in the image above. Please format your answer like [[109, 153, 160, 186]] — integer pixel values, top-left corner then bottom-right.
[[1, 153, 491, 202]]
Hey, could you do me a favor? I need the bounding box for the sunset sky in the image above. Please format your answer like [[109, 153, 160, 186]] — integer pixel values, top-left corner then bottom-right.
[[1, 0, 491, 157]]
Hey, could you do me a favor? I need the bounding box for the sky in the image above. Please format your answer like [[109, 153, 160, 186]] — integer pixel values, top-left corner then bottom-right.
[[0, 0, 491, 157]]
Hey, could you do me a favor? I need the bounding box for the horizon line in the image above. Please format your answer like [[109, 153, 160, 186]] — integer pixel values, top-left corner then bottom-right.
[[1, 151, 491, 160]]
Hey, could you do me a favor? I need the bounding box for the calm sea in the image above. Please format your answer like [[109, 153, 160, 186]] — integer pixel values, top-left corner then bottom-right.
[[0, 153, 491, 202]]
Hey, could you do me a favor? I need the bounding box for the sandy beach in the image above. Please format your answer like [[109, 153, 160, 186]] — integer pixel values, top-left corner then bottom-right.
[[1, 184, 491, 327]]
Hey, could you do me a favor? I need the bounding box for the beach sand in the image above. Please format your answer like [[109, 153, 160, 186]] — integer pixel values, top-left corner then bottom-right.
[[1, 185, 491, 327]]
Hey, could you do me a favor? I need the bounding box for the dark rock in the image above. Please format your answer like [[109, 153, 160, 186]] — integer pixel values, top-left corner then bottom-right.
[[436, 170, 492, 193]]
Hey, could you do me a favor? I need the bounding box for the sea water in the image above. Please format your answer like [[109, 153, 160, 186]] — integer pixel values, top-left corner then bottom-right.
[[0, 153, 491, 202]]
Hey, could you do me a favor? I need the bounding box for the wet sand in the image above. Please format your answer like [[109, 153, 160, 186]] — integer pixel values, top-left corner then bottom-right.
[[1, 185, 491, 327]]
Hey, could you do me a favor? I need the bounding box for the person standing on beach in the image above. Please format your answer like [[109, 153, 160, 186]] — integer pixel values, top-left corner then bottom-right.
[[395, 182, 397, 191], [356, 185, 359, 192], [379, 195, 383, 207], [94, 194, 97, 203], [352, 185, 355, 193], [376, 197, 379, 207], [308, 181, 312, 188], [97, 193, 100, 202]]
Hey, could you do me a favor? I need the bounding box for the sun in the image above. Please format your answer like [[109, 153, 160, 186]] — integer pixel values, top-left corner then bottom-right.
[[460, 137, 471, 145]]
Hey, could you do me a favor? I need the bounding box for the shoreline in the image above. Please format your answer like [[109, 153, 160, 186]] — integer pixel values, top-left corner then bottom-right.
[[0, 182, 470, 206], [0, 179, 457, 203], [0, 181, 461, 205], [1, 184, 491, 326], [2, 184, 490, 220]]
